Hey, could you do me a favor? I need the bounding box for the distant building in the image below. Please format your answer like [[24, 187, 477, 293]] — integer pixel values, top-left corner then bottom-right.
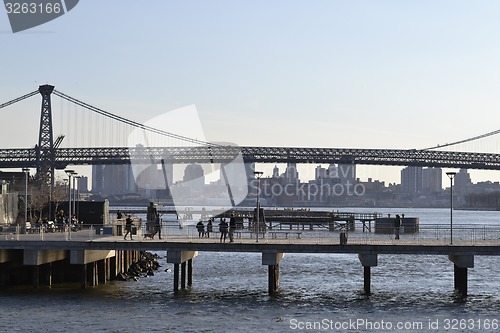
[[183, 163, 205, 192], [454, 169, 472, 194], [92, 164, 136, 195], [284, 162, 298, 183], [338, 163, 356, 185], [401, 166, 423, 194], [77, 176, 90, 193], [422, 167, 442, 192], [272, 165, 280, 178], [315, 165, 327, 181]]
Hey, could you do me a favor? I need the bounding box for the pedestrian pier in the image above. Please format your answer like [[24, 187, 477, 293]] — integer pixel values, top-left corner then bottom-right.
[[214, 209, 381, 232], [0, 224, 499, 297]]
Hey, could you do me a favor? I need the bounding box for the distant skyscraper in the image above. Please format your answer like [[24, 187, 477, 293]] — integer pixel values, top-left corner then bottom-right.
[[92, 164, 104, 193], [91, 164, 136, 195], [285, 162, 298, 183], [315, 165, 327, 181], [401, 166, 423, 193], [337, 163, 356, 185], [77, 176, 89, 193], [455, 169, 472, 191], [273, 165, 280, 178], [183, 163, 205, 192], [422, 167, 442, 192]]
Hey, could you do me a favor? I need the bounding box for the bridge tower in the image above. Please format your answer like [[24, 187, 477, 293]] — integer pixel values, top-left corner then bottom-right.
[[36, 84, 55, 186]]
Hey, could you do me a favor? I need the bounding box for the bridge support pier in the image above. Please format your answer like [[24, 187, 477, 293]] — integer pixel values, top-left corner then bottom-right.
[[448, 255, 474, 297], [262, 252, 285, 294], [167, 251, 198, 293], [358, 254, 378, 295]]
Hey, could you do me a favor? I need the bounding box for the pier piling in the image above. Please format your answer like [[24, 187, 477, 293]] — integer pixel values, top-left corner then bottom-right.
[[262, 252, 284, 294], [449, 255, 474, 297], [358, 254, 378, 295], [181, 262, 187, 289], [167, 251, 199, 292], [187, 259, 193, 286], [173, 264, 179, 292]]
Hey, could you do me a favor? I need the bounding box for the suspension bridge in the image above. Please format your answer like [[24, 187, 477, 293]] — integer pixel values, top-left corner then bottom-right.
[[1, 84, 500, 296], [1, 84, 500, 185]]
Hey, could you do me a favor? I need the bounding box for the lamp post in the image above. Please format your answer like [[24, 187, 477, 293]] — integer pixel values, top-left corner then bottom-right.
[[22, 168, 29, 224], [254, 171, 263, 243], [72, 174, 79, 218], [446, 171, 457, 245], [75, 176, 81, 224], [65, 170, 75, 238]]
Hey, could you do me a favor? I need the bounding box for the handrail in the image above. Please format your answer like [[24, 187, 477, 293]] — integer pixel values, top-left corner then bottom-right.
[[1, 223, 500, 246]]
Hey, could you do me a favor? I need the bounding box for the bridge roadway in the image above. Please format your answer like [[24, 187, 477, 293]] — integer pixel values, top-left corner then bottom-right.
[[0, 231, 498, 296], [2, 145, 500, 169]]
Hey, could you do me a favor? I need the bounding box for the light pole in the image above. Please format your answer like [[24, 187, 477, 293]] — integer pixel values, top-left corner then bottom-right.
[[75, 176, 81, 224], [72, 174, 78, 219], [65, 170, 75, 237], [446, 171, 457, 245], [22, 168, 29, 224], [254, 171, 263, 243]]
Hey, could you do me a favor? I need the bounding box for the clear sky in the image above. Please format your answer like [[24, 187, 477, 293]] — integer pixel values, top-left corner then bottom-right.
[[2, 1, 500, 185]]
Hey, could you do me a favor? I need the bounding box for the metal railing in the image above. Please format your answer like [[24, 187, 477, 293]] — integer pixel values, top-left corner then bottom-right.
[[1, 222, 500, 246]]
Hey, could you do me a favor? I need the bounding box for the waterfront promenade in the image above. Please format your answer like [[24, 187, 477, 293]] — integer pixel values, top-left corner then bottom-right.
[[1, 224, 499, 296]]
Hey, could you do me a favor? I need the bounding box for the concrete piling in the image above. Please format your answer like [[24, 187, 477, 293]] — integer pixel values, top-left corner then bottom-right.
[[449, 255, 474, 297], [358, 254, 378, 295], [167, 251, 199, 292], [262, 252, 284, 294]]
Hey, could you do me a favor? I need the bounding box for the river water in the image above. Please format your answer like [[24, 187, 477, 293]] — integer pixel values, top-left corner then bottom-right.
[[1, 208, 500, 333]]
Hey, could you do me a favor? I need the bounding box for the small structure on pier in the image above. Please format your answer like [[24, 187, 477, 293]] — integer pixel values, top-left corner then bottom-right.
[[374, 216, 419, 234]]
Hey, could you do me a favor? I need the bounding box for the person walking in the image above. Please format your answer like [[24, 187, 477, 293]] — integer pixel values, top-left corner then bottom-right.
[[394, 214, 402, 240], [219, 218, 228, 243], [229, 213, 236, 243], [124, 215, 134, 240]]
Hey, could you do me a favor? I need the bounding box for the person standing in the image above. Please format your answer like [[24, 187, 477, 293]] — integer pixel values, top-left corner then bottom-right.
[[219, 218, 228, 243], [154, 213, 162, 239], [196, 220, 205, 238], [206, 218, 213, 238], [394, 214, 402, 240], [146, 202, 157, 235], [229, 213, 236, 243], [124, 215, 134, 240]]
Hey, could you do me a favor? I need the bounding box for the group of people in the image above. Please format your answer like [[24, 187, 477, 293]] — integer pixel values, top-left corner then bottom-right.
[[54, 210, 79, 231], [196, 214, 237, 243]]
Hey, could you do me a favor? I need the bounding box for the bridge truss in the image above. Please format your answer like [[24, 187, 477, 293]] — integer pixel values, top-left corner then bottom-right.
[[1, 146, 500, 170]]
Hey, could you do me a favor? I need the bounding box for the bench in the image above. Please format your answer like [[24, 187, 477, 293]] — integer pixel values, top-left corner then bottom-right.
[[234, 230, 266, 239], [269, 231, 302, 239]]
